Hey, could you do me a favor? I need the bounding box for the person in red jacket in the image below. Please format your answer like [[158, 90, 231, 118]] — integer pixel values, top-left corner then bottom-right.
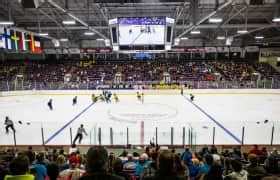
[[248, 145, 263, 155]]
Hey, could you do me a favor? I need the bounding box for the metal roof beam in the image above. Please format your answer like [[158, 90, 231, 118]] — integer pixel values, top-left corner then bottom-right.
[[177, 0, 232, 38], [47, 0, 107, 39]]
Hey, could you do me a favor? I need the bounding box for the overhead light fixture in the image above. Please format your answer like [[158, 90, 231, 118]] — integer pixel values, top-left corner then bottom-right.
[[39, 32, 48, 36], [190, 30, 200, 34], [272, 17, 280, 22], [60, 38, 69, 42], [96, 38, 105, 41], [84, 32, 94, 36], [237, 30, 248, 34], [180, 37, 188, 40], [0, 21, 14, 25], [62, 20, 76, 25], [255, 36, 264, 39], [217, 36, 226, 40], [209, 18, 223, 23]]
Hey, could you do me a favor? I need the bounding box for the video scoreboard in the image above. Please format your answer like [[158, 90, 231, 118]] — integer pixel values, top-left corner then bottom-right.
[[109, 17, 174, 52]]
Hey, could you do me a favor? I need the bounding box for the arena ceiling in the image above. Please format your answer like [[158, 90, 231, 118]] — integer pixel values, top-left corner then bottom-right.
[[1, 0, 280, 48]]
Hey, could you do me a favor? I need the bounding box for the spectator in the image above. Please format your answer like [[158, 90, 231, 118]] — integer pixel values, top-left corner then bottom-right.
[[174, 154, 189, 178], [224, 159, 248, 180], [25, 150, 47, 180], [143, 150, 185, 180], [59, 155, 85, 180], [80, 146, 124, 180], [46, 163, 59, 180], [245, 154, 266, 178], [182, 146, 192, 165], [119, 150, 128, 162], [202, 163, 223, 180], [123, 153, 137, 176], [4, 155, 34, 180], [112, 158, 131, 180], [141, 151, 158, 178], [108, 152, 115, 173], [248, 145, 263, 156], [199, 154, 213, 175], [56, 155, 67, 171], [135, 153, 150, 176]]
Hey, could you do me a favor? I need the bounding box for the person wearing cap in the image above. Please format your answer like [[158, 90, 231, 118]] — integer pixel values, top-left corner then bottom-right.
[[80, 147, 124, 180], [59, 155, 85, 180]]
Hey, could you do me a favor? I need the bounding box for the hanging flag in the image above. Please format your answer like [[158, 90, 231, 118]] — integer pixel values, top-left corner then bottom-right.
[[29, 34, 35, 52], [2, 28, 12, 50], [19, 32, 26, 51], [0, 27, 3, 48], [34, 36, 42, 53], [11, 30, 21, 51]]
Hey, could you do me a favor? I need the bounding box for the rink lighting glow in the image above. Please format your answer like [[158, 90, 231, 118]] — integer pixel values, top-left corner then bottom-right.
[[39, 32, 48, 36], [217, 36, 226, 40], [84, 32, 94, 36], [60, 38, 69, 42], [190, 30, 200, 34], [272, 17, 280, 22], [96, 38, 105, 41], [62, 20, 76, 25], [0, 21, 14, 25], [209, 18, 223, 23], [237, 30, 248, 34], [255, 36, 264, 39]]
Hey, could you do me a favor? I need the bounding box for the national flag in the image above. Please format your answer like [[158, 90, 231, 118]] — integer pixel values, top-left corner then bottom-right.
[[34, 36, 42, 53], [0, 27, 3, 48], [2, 28, 12, 50], [29, 34, 35, 52], [19, 32, 26, 51], [11, 30, 21, 51], [19, 32, 32, 51]]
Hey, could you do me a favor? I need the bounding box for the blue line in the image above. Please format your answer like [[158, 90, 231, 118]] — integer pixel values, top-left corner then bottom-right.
[[44, 102, 96, 144], [183, 95, 242, 144]]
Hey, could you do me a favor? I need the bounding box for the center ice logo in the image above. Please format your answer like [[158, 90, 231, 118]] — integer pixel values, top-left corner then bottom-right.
[[107, 103, 178, 123]]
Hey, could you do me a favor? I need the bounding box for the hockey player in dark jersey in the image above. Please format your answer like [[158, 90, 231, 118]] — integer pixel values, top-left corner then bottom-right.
[[190, 94, 194, 101], [47, 99, 53, 110], [72, 96, 77, 106]]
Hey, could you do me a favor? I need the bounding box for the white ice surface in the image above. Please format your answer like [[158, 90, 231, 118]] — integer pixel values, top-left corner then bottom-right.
[[0, 90, 279, 145]]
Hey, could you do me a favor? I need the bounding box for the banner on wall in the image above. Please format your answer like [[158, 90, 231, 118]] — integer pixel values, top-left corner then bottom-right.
[[0, 27, 42, 53]]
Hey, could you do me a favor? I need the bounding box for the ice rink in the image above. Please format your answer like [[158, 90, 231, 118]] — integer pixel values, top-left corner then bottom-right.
[[0, 89, 280, 146]]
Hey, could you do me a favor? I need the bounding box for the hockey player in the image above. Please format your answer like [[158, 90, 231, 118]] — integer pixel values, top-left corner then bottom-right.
[[72, 96, 77, 106], [106, 91, 112, 103], [137, 91, 141, 101], [4, 116, 15, 134], [73, 124, 88, 144], [181, 88, 184, 95], [47, 99, 53, 110], [113, 93, 119, 103], [141, 92, 144, 103], [91, 94, 98, 102], [99, 94, 105, 102], [190, 94, 194, 101]]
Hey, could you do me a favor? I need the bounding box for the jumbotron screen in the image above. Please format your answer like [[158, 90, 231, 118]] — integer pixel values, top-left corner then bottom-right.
[[118, 17, 166, 45]]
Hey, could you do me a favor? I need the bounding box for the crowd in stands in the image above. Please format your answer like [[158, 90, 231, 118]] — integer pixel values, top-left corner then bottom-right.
[[0, 144, 279, 180], [0, 60, 279, 88]]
